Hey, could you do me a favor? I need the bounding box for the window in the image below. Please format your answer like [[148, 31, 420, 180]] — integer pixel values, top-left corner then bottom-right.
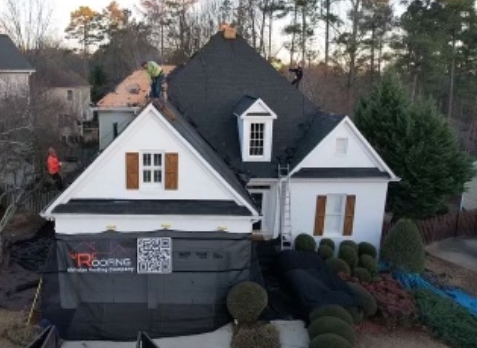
[[67, 90, 73, 101], [249, 123, 265, 156], [324, 195, 346, 234], [141, 152, 163, 186], [251, 192, 264, 230], [336, 138, 348, 155]]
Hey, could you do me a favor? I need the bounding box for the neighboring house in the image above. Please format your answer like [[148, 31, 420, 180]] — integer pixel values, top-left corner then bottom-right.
[[0, 34, 35, 97], [94, 66, 175, 151], [42, 68, 92, 139], [41, 30, 398, 250]]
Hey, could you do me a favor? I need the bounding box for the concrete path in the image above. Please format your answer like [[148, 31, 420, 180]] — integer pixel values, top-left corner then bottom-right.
[[62, 320, 309, 348], [427, 237, 477, 273]]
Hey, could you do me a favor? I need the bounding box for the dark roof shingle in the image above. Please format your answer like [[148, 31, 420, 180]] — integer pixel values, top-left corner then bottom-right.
[[0, 35, 34, 71], [292, 168, 391, 179]]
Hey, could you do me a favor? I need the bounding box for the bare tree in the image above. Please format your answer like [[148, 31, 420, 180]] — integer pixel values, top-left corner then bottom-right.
[[0, 0, 54, 51]]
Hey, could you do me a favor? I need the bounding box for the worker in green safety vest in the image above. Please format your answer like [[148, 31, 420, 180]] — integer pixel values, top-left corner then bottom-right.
[[271, 58, 284, 73], [142, 61, 164, 100]]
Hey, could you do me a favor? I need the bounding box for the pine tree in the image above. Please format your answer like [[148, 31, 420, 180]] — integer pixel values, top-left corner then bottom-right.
[[355, 72, 474, 220]]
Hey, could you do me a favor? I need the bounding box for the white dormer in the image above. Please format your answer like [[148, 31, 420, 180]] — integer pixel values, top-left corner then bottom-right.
[[233, 96, 277, 162]]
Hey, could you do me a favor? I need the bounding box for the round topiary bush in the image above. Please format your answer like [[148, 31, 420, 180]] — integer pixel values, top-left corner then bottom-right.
[[381, 219, 425, 273], [294, 234, 317, 252], [309, 305, 354, 325], [307, 316, 355, 344], [358, 242, 377, 258], [345, 306, 364, 324], [340, 240, 358, 252], [227, 281, 268, 324], [359, 254, 379, 277], [347, 282, 377, 318], [318, 245, 334, 260], [326, 258, 351, 275], [319, 238, 336, 251], [231, 324, 279, 348], [309, 333, 353, 348], [338, 245, 359, 268], [352, 267, 372, 283]]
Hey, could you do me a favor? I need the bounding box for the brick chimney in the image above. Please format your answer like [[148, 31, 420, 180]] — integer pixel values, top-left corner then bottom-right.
[[220, 23, 237, 40]]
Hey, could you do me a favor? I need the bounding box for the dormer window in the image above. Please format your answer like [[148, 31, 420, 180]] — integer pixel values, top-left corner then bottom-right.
[[233, 96, 277, 162]]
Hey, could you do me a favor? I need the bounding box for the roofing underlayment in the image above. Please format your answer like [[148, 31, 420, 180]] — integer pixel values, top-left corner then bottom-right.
[[98, 65, 175, 108]]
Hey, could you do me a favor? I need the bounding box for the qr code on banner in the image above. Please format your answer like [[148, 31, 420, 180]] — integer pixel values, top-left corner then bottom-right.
[[137, 237, 172, 274]]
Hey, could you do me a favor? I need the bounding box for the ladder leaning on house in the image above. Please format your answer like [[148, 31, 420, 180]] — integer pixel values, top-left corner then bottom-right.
[[278, 164, 293, 251]]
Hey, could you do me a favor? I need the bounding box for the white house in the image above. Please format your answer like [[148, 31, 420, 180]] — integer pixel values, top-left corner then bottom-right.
[[41, 29, 398, 250], [0, 34, 35, 97]]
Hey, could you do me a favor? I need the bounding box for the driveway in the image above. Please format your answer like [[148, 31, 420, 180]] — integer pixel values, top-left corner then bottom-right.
[[426, 237, 477, 273]]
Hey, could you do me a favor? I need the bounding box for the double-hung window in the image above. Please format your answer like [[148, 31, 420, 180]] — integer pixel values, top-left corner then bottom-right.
[[249, 123, 265, 156], [141, 152, 163, 187], [324, 194, 346, 235]]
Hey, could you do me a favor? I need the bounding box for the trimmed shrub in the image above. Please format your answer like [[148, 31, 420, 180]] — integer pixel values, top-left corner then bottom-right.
[[358, 242, 377, 258], [345, 306, 364, 324], [381, 219, 425, 273], [347, 282, 377, 318], [307, 316, 355, 344], [326, 258, 351, 275], [352, 267, 372, 283], [319, 238, 336, 251], [415, 289, 477, 348], [318, 245, 334, 260], [338, 245, 359, 268], [294, 234, 317, 252], [359, 255, 379, 277], [340, 240, 358, 252], [231, 323, 279, 348], [309, 305, 353, 325], [227, 281, 268, 324], [309, 333, 353, 348]]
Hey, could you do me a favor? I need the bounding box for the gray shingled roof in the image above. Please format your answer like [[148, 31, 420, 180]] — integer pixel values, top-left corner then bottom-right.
[[293, 168, 391, 178], [167, 32, 323, 178], [233, 95, 258, 116], [0, 35, 34, 71]]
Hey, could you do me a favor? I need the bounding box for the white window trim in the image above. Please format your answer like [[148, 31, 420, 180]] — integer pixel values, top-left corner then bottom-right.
[[335, 137, 348, 156], [248, 188, 270, 232], [324, 194, 346, 236], [139, 150, 164, 189], [241, 118, 274, 162]]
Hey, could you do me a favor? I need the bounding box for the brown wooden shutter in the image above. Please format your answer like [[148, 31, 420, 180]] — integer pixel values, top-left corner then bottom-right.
[[314, 196, 327, 236], [126, 152, 139, 190], [165, 153, 179, 190], [343, 195, 356, 236]]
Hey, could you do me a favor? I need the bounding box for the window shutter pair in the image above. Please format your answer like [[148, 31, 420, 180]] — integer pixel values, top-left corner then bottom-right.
[[314, 195, 356, 236], [125, 152, 178, 190]]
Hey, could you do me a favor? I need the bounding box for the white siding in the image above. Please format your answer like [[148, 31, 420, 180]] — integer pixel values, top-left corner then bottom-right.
[[98, 110, 136, 150], [0, 72, 30, 96], [72, 109, 236, 201], [290, 180, 388, 250], [297, 121, 381, 170], [55, 215, 252, 234]]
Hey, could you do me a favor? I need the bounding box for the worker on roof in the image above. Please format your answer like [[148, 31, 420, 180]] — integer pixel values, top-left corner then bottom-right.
[[47, 147, 64, 191], [271, 58, 284, 73], [141, 61, 164, 100], [289, 64, 303, 89]]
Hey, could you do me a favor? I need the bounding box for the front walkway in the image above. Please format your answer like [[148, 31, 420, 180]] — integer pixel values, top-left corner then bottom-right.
[[426, 237, 477, 273]]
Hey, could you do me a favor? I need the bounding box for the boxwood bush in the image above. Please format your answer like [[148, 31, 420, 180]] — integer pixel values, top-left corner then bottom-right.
[[345, 306, 364, 324], [319, 238, 335, 251], [352, 267, 372, 283], [227, 281, 268, 324], [317, 245, 334, 260], [359, 255, 379, 277], [338, 245, 359, 268], [307, 316, 355, 344], [294, 234, 317, 252], [381, 219, 425, 273], [340, 240, 358, 252], [232, 323, 279, 348], [326, 258, 351, 275], [309, 305, 354, 325], [358, 242, 377, 258], [309, 333, 352, 348], [347, 282, 377, 318]]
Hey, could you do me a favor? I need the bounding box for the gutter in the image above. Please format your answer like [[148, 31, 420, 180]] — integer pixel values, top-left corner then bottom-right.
[[91, 107, 141, 113]]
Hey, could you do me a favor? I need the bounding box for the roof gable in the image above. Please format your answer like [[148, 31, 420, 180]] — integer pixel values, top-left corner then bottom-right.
[[167, 32, 320, 178], [233, 96, 277, 118], [42, 103, 258, 217], [0, 35, 34, 71]]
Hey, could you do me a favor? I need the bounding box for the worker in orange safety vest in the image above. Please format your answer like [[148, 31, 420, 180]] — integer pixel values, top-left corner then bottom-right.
[[47, 147, 64, 191]]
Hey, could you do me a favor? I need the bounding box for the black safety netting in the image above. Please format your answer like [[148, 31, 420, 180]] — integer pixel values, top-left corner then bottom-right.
[[41, 230, 251, 341]]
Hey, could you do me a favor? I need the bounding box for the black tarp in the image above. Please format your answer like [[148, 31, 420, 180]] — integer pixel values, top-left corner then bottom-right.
[[275, 250, 357, 317], [41, 231, 251, 341], [136, 332, 160, 348], [25, 326, 59, 348]]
